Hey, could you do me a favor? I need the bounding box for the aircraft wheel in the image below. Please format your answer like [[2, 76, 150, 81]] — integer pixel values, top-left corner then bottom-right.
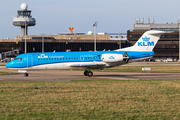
[[24, 73, 28, 77], [88, 71, 93, 77], [84, 70, 88, 76]]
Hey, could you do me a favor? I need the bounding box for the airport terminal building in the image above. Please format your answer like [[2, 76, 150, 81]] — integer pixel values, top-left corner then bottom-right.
[[0, 22, 180, 61], [1, 23, 180, 61], [0, 34, 129, 59]]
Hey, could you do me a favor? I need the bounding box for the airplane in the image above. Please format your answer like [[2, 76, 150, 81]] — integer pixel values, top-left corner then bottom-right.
[[6, 30, 166, 77]]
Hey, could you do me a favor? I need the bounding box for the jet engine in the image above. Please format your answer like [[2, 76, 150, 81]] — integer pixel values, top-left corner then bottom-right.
[[101, 54, 129, 63]]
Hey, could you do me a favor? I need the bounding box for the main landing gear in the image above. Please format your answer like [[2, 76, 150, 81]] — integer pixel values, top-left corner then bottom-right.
[[84, 70, 93, 77], [24, 73, 28, 77]]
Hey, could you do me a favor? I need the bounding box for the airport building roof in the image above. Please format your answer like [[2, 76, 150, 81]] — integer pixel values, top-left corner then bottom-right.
[[133, 23, 179, 31]]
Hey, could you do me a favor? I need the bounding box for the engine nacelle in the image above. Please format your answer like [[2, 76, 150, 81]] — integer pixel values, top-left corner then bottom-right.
[[101, 54, 124, 62]]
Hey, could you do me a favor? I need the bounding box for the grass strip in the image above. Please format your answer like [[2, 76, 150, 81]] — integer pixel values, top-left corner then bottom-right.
[[0, 72, 17, 75], [0, 80, 180, 119], [73, 65, 180, 73]]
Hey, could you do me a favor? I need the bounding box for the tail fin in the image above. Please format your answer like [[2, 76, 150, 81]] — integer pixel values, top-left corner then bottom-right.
[[117, 30, 166, 51]]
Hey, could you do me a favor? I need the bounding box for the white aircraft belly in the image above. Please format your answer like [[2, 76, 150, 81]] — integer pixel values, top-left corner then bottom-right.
[[28, 62, 104, 70], [32, 63, 69, 70]]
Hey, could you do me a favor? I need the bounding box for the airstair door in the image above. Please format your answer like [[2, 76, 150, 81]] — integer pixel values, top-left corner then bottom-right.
[[27, 55, 33, 67]]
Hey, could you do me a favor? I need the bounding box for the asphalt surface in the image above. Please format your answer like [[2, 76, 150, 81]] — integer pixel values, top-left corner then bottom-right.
[[0, 66, 180, 81]]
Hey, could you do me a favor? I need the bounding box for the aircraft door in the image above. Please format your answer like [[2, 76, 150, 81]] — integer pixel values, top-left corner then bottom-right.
[[27, 55, 33, 67], [80, 55, 84, 61]]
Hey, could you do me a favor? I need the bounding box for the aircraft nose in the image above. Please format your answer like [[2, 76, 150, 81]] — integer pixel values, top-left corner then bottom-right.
[[6, 61, 13, 68]]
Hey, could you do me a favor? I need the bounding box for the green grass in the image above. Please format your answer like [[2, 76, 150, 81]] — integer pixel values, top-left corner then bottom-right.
[[0, 65, 5, 66], [1, 80, 180, 119], [0, 72, 17, 75], [72, 62, 180, 73], [105, 65, 180, 73], [73, 64, 180, 73]]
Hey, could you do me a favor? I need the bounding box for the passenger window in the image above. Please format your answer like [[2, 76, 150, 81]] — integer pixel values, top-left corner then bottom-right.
[[52, 58, 53, 60], [57, 58, 59, 60], [93, 57, 95, 59], [54, 58, 56, 60], [68, 58, 70, 60], [81, 57, 83, 59], [77, 58, 79, 59], [71, 58, 73, 60], [90, 57, 92, 59], [38, 59, 40, 60], [85, 57, 87, 59], [44, 58, 45, 60], [66, 58, 67, 60], [74, 58, 76, 60], [46, 58, 48, 60], [49, 58, 51, 60], [63, 58, 64, 60], [41, 59, 42, 60]]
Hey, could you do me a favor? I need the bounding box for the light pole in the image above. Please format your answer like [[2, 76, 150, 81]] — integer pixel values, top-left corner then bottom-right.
[[25, 20, 27, 53], [42, 34, 44, 53], [93, 21, 98, 51], [119, 39, 121, 49], [179, 20, 180, 61], [119, 34, 121, 49]]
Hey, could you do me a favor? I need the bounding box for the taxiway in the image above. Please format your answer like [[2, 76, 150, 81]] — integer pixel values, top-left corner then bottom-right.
[[0, 66, 179, 81]]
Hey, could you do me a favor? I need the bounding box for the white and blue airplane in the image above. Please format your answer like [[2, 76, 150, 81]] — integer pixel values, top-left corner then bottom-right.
[[6, 30, 166, 77]]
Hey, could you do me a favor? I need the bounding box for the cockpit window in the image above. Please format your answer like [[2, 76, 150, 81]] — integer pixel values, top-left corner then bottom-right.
[[14, 58, 22, 61]]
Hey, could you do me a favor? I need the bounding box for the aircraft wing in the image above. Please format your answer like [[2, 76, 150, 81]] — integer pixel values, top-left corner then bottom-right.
[[68, 62, 107, 69]]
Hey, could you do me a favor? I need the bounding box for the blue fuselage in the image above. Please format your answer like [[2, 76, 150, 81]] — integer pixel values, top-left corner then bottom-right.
[[6, 51, 154, 69]]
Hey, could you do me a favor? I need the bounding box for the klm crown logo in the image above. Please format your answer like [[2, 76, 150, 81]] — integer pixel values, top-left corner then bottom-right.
[[138, 36, 154, 46], [109, 56, 115, 59], [142, 36, 150, 41]]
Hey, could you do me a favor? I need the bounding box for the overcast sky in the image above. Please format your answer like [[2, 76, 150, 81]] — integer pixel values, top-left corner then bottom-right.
[[1, 0, 180, 39]]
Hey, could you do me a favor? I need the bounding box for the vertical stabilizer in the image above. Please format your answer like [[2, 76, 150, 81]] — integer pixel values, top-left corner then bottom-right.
[[130, 30, 166, 51], [117, 30, 166, 51]]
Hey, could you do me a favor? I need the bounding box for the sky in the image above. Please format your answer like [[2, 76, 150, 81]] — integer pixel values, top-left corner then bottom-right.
[[1, 0, 180, 39]]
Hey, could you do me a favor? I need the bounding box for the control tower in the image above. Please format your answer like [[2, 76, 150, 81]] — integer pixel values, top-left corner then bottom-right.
[[13, 3, 36, 36]]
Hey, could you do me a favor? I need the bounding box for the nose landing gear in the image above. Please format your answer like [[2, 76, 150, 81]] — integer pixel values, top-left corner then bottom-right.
[[84, 70, 93, 77]]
